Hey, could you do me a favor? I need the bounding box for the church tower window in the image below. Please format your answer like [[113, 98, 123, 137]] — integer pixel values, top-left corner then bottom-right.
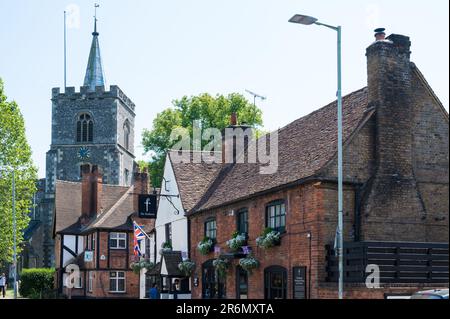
[[124, 121, 130, 150], [77, 113, 94, 143]]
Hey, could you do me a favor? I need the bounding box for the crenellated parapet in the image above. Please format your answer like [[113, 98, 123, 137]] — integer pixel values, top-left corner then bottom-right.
[[52, 85, 136, 112]]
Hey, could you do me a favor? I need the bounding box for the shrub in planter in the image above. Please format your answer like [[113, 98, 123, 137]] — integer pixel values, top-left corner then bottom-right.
[[226, 231, 247, 252], [239, 255, 260, 274], [256, 228, 281, 249], [19, 268, 55, 299], [197, 237, 214, 255], [213, 257, 230, 279], [178, 260, 196, 277], [131, 260, 155, 274]]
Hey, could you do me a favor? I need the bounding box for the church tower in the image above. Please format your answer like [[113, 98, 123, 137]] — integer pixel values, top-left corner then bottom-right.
[[39, 14, 136, 267], [46, 17, 136, 190]]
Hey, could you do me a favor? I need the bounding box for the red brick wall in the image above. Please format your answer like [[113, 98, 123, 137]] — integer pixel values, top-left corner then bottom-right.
[[189, 182, 358, 299], [84, 270, 139, 298], [82, 231, 140, 298], [189, 179, 448, 299]]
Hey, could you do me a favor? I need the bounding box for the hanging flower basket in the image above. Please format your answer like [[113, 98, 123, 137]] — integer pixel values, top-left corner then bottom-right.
[[131, 259, 155, 274], [178, 260, 196, 277], [197, 237, 214, 255], [213, 257, 230, 279], [159, 241, 173, 254], [239, 255, 260, 274], [226, 231, 247, 252], [256, 228, 281, 249]]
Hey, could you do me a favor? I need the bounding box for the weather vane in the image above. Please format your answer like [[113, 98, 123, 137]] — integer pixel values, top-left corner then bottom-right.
[[94, 3, 100, 19], [93, 3, 100, 35]]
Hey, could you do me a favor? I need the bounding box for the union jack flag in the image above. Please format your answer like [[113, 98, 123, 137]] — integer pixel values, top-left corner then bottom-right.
[[133, 222, 146, 256]]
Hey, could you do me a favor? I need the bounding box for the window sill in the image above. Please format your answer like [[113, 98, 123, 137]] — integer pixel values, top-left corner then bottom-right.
[[109, 291, 127, 294]]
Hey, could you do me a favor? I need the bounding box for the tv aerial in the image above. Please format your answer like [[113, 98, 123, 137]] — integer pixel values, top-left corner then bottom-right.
[[245, 89, 267, 107]]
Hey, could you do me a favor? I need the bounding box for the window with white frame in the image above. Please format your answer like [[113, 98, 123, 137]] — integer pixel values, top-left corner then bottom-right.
[[109, 232, 127, 249], [110, 271, 126, 293]]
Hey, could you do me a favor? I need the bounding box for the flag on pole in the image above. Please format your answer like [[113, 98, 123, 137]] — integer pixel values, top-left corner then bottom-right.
[[133, 221, 145, 257]]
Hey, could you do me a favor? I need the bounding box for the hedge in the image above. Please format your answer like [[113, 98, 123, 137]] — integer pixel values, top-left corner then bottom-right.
[[19, 268, 55, 299]]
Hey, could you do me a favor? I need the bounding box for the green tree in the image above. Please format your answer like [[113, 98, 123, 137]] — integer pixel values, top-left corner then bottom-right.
[[142, 93, 263, 187], [0, 78, 37, 263]]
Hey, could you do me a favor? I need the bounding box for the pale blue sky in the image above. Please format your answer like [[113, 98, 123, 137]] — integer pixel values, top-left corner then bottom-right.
[[0, 0, 448, 178]]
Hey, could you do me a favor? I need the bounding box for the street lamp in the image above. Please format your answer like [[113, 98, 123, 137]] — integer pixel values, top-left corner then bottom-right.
[[289, 14, 344, 300]]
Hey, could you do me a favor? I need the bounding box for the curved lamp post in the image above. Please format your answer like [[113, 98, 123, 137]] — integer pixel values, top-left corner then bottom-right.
[[289, 14, 344, 300]]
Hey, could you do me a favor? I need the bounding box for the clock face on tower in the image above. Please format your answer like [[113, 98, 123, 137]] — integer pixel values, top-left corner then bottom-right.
[[78, 147, 91, 160]]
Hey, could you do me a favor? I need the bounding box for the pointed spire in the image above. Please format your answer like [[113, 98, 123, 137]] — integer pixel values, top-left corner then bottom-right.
[[84, 4, 105, 91]]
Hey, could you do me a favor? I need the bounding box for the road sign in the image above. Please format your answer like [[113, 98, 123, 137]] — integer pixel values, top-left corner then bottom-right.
[[138, 194, 158, 219]]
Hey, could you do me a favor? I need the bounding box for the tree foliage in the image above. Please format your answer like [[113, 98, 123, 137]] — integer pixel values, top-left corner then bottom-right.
[[0, 78, 37, 263], [142, 93, 263, 187]]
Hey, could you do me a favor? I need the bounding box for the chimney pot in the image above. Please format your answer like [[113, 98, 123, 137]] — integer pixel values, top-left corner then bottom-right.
[[374, 28, 386, 41], [230, 112, 237, 126]]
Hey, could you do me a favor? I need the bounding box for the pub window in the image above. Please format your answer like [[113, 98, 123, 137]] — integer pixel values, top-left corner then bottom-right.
[[165, 223, 172, 244], [76, 113, 94, 143], [236, 266, 248, 299], [237, 209, 248, 235], [109, 232, 127, 249], [205, 219, 217, 240], [264, 266, 287, 299], [145, 237, 151, 260], [110, 271, 126, 293], [265, 200, 286, 233]]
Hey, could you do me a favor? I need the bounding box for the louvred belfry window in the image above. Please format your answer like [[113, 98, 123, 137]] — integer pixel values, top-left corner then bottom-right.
[[76, 113, 94, 142]]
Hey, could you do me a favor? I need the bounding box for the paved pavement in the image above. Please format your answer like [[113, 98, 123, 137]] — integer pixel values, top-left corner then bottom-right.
[[1, 290, 20, 299]]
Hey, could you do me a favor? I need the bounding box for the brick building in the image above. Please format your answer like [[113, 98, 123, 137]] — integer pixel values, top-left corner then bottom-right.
[[53, 165, 154, 298], [177, 32, 448, 299]]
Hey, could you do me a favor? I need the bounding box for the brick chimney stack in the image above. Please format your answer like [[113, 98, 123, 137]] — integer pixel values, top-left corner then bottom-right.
[[366, 32, 413, 177], [81, 165, 103, 225], [362, 31, 426, 240], [222, 112, 254, 164], [133, 166, 150, 212]]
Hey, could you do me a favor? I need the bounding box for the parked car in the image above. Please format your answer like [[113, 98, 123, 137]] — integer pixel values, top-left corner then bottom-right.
[[410, 289, 449, 299]]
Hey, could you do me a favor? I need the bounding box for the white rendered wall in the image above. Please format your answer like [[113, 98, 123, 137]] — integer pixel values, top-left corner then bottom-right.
[[62, 235, 77, 266], [154, 155, 188, 263]]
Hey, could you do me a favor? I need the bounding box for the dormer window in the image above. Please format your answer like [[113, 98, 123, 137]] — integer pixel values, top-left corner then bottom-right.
[[77, 113, 94, 142]]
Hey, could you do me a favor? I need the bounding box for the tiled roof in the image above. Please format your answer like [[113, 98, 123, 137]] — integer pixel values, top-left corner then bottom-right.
[[85, 185, 134, 231], [176, 87, 370, 214], [161, 251, 184, 277], [54, 181, 130, 234], [169, 151, 223, 212]]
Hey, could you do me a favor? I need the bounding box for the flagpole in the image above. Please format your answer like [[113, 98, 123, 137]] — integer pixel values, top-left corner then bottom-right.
[[64, 10, 67, 90], [133, 221, 152, 241]]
